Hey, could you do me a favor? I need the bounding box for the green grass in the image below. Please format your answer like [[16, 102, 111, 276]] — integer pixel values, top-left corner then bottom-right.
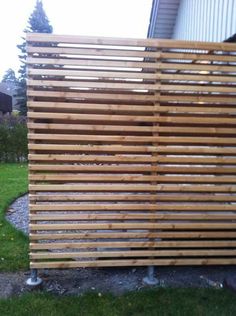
[[0, 163, 29, 271], [0, 288, 236, 316]]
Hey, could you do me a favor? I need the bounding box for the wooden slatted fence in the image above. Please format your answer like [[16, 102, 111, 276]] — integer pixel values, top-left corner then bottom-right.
[[27, 33, 236, 269]]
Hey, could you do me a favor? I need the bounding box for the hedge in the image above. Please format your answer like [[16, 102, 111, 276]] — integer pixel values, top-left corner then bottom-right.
[[0, 115, 28, 162]]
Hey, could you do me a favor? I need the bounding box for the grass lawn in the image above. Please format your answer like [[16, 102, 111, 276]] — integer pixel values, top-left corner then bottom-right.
[[0, 163, 28, 271], [0, 288, 236, 316]]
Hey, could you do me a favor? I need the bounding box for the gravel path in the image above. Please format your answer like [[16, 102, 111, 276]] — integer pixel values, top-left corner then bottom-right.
[[6, 194, 29, 235]]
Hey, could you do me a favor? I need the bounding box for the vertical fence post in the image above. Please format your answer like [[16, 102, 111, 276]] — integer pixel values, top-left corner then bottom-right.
[[143, 45, 161, 286]]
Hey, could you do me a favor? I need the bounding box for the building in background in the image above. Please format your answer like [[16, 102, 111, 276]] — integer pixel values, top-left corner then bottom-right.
[[148, 0, 236, 42], [0, 83, 13, 115]]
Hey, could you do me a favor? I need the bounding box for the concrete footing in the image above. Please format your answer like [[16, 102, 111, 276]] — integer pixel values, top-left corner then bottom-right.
[[26, 269, 43, 286], [143, 266, 159, 285]]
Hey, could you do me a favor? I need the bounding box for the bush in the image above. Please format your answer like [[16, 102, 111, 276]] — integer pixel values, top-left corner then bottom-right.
[[0, 115, 28, 162]]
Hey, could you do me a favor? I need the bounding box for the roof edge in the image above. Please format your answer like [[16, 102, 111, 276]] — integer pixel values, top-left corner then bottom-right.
[[147, 0, 160, 38]]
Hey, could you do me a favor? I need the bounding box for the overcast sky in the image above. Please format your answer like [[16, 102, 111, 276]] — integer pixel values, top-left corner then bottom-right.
[[0, 0, 152, 78]]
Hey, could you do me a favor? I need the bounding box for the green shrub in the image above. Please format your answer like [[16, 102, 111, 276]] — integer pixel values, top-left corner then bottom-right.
[[0, 115, 28, 162]]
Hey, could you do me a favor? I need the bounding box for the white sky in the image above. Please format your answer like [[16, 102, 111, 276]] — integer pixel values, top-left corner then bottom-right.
[[0, 0, 152, 78]]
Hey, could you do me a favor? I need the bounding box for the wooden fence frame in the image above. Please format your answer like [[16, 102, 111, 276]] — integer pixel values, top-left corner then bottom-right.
[[27, 33, 236, 269]]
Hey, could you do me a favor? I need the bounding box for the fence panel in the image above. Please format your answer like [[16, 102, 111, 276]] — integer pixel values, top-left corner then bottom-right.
[[27, 34, 236, 269]]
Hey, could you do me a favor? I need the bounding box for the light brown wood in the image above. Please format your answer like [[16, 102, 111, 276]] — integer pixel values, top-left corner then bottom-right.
[[28, 68, 159, 79], [28, 143, 236, 155], [29, 203, 236, 212], [28, 133, 236, 145], [30, 222, 236, 231], [27, 45, 161, 58], [29, 194, 236, 203], [29, 184, 236, 193], [30, 213, 236, 221], [30, 258, 236, 269], [27, 57, 161, 69], [27, 111, 236, 125], [28, 154, 236, 165], [27, 79, 159, 91], [29, 164, 236, 174], [26, 33, 236, 51], [29, 174, 236, 183], [27, 79, 236, 93], [30, 240, 236, 250], [30, 249, 236, 259], [27, 46, 236, 62], [27, 34, 236, 269], [29, 231, 236, 240], [27, 123, 236, 135]]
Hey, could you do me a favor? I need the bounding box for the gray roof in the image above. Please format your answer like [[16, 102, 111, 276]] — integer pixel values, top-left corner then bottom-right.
[[147, 0, 180, 39]]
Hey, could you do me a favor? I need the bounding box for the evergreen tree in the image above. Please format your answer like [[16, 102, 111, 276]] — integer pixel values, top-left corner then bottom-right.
[[17, 0, 53, 115], [1, 69, 18, 110], [2, 68, 18, 85]]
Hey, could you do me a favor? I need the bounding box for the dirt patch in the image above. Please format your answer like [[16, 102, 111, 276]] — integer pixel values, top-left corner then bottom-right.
[[1, 266, 236, 298]]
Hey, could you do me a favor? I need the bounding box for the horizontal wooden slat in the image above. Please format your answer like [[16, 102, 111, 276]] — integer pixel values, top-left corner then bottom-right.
[[28, 133, 236, 145], [28, 68, 236, 84], [27, 90, 156, 102], [160, 62, 236, 72], [27, 57, 160, 69], [28, 154, 236, 165], [28, 79, 236, 93], [30, 194, 236, 203], [27, 101, 236, 115], [30, 240, 236, 249], [30, 213, 236, 221], [160, 95, 236, 104], [30, 258, 236, 269], [29, 203, 236, 212], [27, 79, 159, 91], [28, 68, 159, 80], [27, 89, 236, 104], [28, 112, 236, 125], [28, 144, 236, 155], [27, 123, 236, 135], [29, 231, 236, 240], [27, 46, 236, 62], [161, 52, 236, 62], [26, 33, 236, 51], [29, 164, 236, 174], [29, 174, 236, 184], [29, 184, 236, 193], [29, 222, 236, 232], [28, 101, 155, 113], [30, 249, 236, 259], [27, 46, 161, 58]]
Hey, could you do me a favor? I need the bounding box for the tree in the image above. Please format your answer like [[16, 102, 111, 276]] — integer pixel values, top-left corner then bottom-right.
[[16, 0, 53, 115], [1, 69, 19, 111], [2, 68, 18, 85]]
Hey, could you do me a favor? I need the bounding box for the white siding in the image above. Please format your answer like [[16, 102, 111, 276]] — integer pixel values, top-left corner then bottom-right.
[[173, 0, 236, 41]]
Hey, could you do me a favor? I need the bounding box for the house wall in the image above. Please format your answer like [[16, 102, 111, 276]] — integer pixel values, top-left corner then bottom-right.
[[173, 0, 236, 41]]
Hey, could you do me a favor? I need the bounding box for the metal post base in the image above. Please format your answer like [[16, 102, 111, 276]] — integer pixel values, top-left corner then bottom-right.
[[26, 269, 42, 286], [143, 266, 159, 285]]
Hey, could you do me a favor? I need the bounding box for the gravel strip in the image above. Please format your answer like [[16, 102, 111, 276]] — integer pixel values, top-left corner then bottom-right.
[[6, 194, 29, 235]]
